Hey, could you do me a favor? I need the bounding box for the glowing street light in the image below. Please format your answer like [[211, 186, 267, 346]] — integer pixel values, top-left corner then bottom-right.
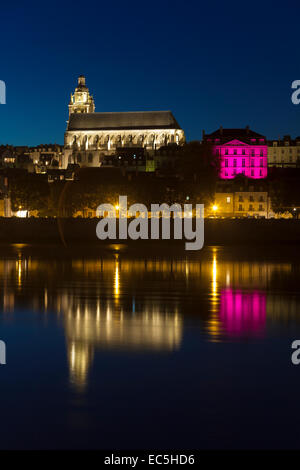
[[212, 204, 218, 213]]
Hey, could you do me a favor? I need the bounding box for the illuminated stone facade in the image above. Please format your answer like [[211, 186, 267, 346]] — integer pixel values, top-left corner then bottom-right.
[[68, 75, 95, 115], [267, 135, 300, 168], [213, 180, 272, 218], [63, 75, 185, 169], [203, 127, 268, 179]]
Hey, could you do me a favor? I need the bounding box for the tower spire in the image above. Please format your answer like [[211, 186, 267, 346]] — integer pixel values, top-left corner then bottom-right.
[[68, 75, 95, 117]]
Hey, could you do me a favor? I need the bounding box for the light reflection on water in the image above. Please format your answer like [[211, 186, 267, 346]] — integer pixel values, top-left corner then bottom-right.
[[0, 245, 299, 391], [1, 244, 300, 449]]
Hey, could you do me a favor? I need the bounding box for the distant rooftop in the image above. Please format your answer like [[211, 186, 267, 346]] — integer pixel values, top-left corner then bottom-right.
[[204, 127, 265, 143]]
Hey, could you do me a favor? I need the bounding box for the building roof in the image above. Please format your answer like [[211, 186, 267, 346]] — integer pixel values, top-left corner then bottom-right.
[[67, 111, 181, 131], [216, 177, 268, 192], [204, 127, 266, 144], [267, 135, 300, 146]]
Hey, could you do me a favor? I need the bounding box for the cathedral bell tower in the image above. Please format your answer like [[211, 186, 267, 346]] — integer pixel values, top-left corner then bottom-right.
[[68, 75, 95, 117]]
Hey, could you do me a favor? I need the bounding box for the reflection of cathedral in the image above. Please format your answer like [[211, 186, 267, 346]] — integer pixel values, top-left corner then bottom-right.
[[62, 75, 185, 168], [1, 250, 300, 390]]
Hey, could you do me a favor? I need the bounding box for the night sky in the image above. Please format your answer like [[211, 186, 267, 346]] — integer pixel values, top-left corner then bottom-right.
[[0, 0, 299, 146]]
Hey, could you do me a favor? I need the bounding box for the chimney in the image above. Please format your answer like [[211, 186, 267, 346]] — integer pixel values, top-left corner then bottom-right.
[[220, 125, 223, 135]]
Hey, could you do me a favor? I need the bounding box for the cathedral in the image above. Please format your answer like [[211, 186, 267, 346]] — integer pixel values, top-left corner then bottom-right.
[[62, 75, 185, 168]]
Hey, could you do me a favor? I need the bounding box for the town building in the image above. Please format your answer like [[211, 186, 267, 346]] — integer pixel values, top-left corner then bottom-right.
[[62, 76, 185, 169], [213, 178, 272, 218], [25, 144, 63, 172], [267, 135, 300, 168], [100, 144, 182, 173], [203, 127, 268, 179]]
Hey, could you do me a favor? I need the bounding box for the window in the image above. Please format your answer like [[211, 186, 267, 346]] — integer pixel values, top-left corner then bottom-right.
[[242, 159, 245, 167], [234, 149, 237, 155], [233, 159, 237, 167], [242, 149, 245, 155], [225, 159, 228, 167], [251, 159, 254, 166], [238, 204, 243, 211], [251, 170, 254, 177], [249, 204, 253, 211], [259, 204, 264, 211], [260, 170, 262, 176], [225, 149, 228, 155], [226, 196, 231, 203], [260, 159, 263, 167], [260, 150, 263, 156], [249, 196, 254, 202], [259, 196, 264, 202], [239, 196, 243, 202]]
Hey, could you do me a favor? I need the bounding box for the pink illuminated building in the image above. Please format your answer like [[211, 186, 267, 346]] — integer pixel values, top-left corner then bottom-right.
[[203, 126, 268, 179]]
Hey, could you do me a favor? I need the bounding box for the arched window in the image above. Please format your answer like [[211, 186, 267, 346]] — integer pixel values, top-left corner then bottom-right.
[[77, 153, 82, 163]]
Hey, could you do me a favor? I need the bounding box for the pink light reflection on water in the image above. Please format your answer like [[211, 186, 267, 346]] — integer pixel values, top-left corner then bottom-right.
[[219, 288, 266, 337]]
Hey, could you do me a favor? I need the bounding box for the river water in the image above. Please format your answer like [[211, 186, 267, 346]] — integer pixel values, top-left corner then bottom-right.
[[0, 243, 300, 449]]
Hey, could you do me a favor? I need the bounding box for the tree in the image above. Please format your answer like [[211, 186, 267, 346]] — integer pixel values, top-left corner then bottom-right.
[[9, 173, 49, 214]]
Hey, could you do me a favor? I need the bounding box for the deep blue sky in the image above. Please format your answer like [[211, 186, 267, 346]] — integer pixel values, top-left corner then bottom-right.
[[0, 0, 299, 146]]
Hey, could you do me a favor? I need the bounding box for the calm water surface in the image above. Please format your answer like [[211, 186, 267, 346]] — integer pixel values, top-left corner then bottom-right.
[[0, 244, 300, 449]]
